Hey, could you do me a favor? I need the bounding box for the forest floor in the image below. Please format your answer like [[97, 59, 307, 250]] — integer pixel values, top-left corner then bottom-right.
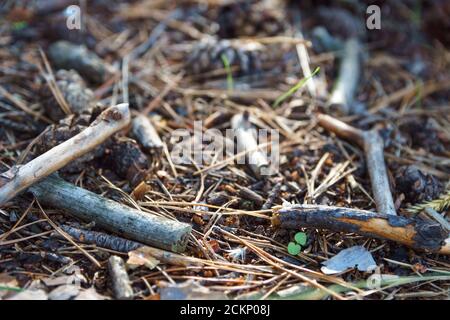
[[0, 0, 449, 300]]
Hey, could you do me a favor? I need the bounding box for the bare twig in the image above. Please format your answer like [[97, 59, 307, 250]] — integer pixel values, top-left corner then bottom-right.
[[273, 204, 450, 254], [317, 113, 396, 215], [108, 256, 134, 299], [328, 38, 362, 114], [30, 175, 192, 253], [132, 114, 163, 152], [0, 103, 131, 206], [231, 112, 270, 178]]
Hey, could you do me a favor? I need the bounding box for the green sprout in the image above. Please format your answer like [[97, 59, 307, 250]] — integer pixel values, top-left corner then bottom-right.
[[287, 232, 308, 255], [220, 53, 234, 92], [273, 66, 320, 108], [12, 21, 28, 31]]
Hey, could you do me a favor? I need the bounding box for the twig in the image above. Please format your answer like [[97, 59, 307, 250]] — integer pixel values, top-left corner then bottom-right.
[[317, 113, 396, 215], [132, 114, 163, 152], [0, 103, 130, 206], [231, 112, 270, 178], [30, 175, 192, 253], [60, 225, 205, 266], [328, 38, 362, 114], [108, 256, 134, 299], [273, 204, 450, 254]]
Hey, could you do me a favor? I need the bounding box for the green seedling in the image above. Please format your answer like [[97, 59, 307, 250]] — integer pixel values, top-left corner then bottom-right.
[[220, 53, 234, 92], [287, 232, 308, 255], [273, 66, 320, 108]]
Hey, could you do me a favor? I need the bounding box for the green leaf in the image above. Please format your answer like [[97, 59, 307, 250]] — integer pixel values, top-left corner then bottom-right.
[[273, 66, 320, 108], [287, 242, 301, 255], [294, 232, 307, 246]]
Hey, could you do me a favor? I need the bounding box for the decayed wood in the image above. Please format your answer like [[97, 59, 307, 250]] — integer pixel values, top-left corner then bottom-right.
[[273, 204, 450, 254], [108, 256, 134, 300], [231, 112, 269, 178], [30, 175, 192, 253], [317, 113, 396, 216], [0, 103, 130, 206], [61, 225, 204, 267], [132, 114, 163, 152], [328, 38, 362, 114]]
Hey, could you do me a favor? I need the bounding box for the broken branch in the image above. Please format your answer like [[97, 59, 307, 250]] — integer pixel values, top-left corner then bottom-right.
[[317, 113, 396, 215], [132, 114, 163, 152], [231, 112, 269, 178], [30, 175, 192, 253], [273, 204, 450, 254], [108, 256, 134, 300], [328, 38, 362, 114], [0, 103, 131, 206]]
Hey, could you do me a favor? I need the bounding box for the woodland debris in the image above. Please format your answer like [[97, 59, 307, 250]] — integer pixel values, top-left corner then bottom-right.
[[321, 246, 377, 275], [231, 112, 270, 178], [108, 256, 134, 300], [48, 41, 113, 83], [273, 204, 450, 254], [317, 113, 397, 216], [60, 225, 207, 267], [132, 114, 164, 152], [187, 38, 263, 75], [395, 166, 443, 203], [40, 69, 96, 121], [327, 38, 363, 114], [105, 137, 150, 187], [0, 103, 130, 206], [30, 175, 192, 253]]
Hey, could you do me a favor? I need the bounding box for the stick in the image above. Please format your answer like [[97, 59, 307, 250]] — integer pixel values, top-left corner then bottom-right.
[[30, 175, 192, 253], [132, 114, 163, 152], [60, 225, 203, 267], [272, 204, 450, 254], [0, 103, 130, 206], [231, 113, 270, 178], [317, 113, 396, 215], [108, 256, 134, 300], [328, 38, 362, 114]]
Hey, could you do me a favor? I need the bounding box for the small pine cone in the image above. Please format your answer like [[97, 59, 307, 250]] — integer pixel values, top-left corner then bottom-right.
[[395, 166, 443, 203], [40, 69, 96, 121], [187, 39, 263, 75], [104, 138, 150, 187], [216, 1, 287, 38]]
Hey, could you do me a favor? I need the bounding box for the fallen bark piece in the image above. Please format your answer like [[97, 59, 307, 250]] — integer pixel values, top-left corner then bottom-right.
[[328, 38, 362, 114], [132, 114, 164, 152], [321, 246, 377, 275], [273, 204, 450, 254], [0, 103, 130, 206], [317, 113, 396, 216], [231, 112, 270, 178], [108, 256, 134, 300], [30, 175, 192, 253]]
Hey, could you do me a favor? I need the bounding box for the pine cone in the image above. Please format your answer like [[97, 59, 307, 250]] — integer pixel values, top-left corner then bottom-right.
[[187, 39, 263, 75], [40, 69, 96, 121], [104, 138, 150, 187], [395, 166, 443, 203], [215, 1, 287, 38]]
